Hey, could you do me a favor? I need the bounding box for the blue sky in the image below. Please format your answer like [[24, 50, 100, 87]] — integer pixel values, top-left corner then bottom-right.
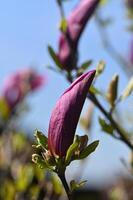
[[0, 0, 132, 187]]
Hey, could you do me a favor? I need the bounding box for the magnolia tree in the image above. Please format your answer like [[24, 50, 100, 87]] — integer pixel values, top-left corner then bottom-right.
[[32, 0, 133, 199], [1, 0, 133, 200]]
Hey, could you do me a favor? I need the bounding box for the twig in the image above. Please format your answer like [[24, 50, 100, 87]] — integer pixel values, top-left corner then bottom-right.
[[88, 93, 133, 150], [56, 0, 65, 19]]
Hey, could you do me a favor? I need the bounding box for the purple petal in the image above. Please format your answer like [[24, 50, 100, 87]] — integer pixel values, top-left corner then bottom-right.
[[48, 70, 96, 156]]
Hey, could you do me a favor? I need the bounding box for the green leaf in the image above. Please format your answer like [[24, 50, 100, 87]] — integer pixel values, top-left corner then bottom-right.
[[99, 117, 114, 135], [89, 86, 102, 95], [34, 130, 48, 150], [48, 45, 63, 70], [32, 154, 48, 169], [70, 180, 87, 192], [100, 0, 108, 6], [52, 175, 63, 194], [77, 140, 99, 160], [96, 60, 105, 77], [59, 18, 68, 33], [0, 97, 10, 119], [77, 60, 92, 75], [65, 135, 80, 165]]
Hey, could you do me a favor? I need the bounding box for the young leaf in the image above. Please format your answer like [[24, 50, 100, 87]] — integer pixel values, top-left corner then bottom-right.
[[32, 154, 47, 169], [70, 180, 87, 192], [77, 60, 92, 75], [99, 117, 114, 135], [65, 135, 80, 165], [96, 60, 105, 77], [0, 97, 10, 119], [89, 86, 102, 95], [100, 0, 108, 6], [48, 45, 63, 70], [77, 140, 99, 160], [34, 130, 48, 150], [59, 18, 68, 33]]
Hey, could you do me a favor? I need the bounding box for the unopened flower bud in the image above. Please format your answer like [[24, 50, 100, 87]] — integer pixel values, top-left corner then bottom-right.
[[58, 0, 100, 70], [48, 70, 96, 156]]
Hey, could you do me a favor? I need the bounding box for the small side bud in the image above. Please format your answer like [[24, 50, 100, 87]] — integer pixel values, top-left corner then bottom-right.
[[106, 74, 119, 107], [59, 18, 68, 33], [96, 60, 105, 77], [121, 76, 133, 100], [70, 180, 87, 192]]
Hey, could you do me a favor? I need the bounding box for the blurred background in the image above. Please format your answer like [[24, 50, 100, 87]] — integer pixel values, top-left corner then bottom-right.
[[0, 0, 133, 199]]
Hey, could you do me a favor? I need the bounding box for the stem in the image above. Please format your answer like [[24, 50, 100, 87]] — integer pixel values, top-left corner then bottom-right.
[[88, 93, 133, 150], [56, 0, 65, 19], [58, 171, 72, 200]]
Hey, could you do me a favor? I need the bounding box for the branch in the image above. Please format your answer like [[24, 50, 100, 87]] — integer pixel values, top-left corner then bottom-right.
[[56, 0, 65, 19], [88, 93, 133, 150]]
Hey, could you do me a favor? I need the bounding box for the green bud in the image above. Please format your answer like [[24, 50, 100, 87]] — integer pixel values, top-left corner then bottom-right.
[[59, 18, 68, 33], [106, 74, 119, 106], [121, 76, 133, 100], [70, 180, 87, 192], [96, 60, 105, 77]]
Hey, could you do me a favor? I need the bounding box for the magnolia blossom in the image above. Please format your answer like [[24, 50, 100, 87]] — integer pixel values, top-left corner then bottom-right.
[[2, 68, 44, 108], [58, 0, 99, 70], [48, 70, 96, 156]]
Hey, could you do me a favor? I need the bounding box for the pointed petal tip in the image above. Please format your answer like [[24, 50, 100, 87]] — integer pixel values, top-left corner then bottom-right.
[[85, 69, 96, 80]]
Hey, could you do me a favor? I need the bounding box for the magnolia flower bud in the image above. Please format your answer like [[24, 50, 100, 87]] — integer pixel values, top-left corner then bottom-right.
[[58, 0, 100, 70], [2, 68, 44, 109], [48, 70, 96, 156]]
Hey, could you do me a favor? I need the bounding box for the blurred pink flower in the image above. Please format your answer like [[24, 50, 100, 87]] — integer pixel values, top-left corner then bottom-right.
[[17, 68, 44, 91], [129, 40, 133, 64], [48, 70, 96, 156], [58, 0, 99, 70], [2, 68, 44, 109]]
